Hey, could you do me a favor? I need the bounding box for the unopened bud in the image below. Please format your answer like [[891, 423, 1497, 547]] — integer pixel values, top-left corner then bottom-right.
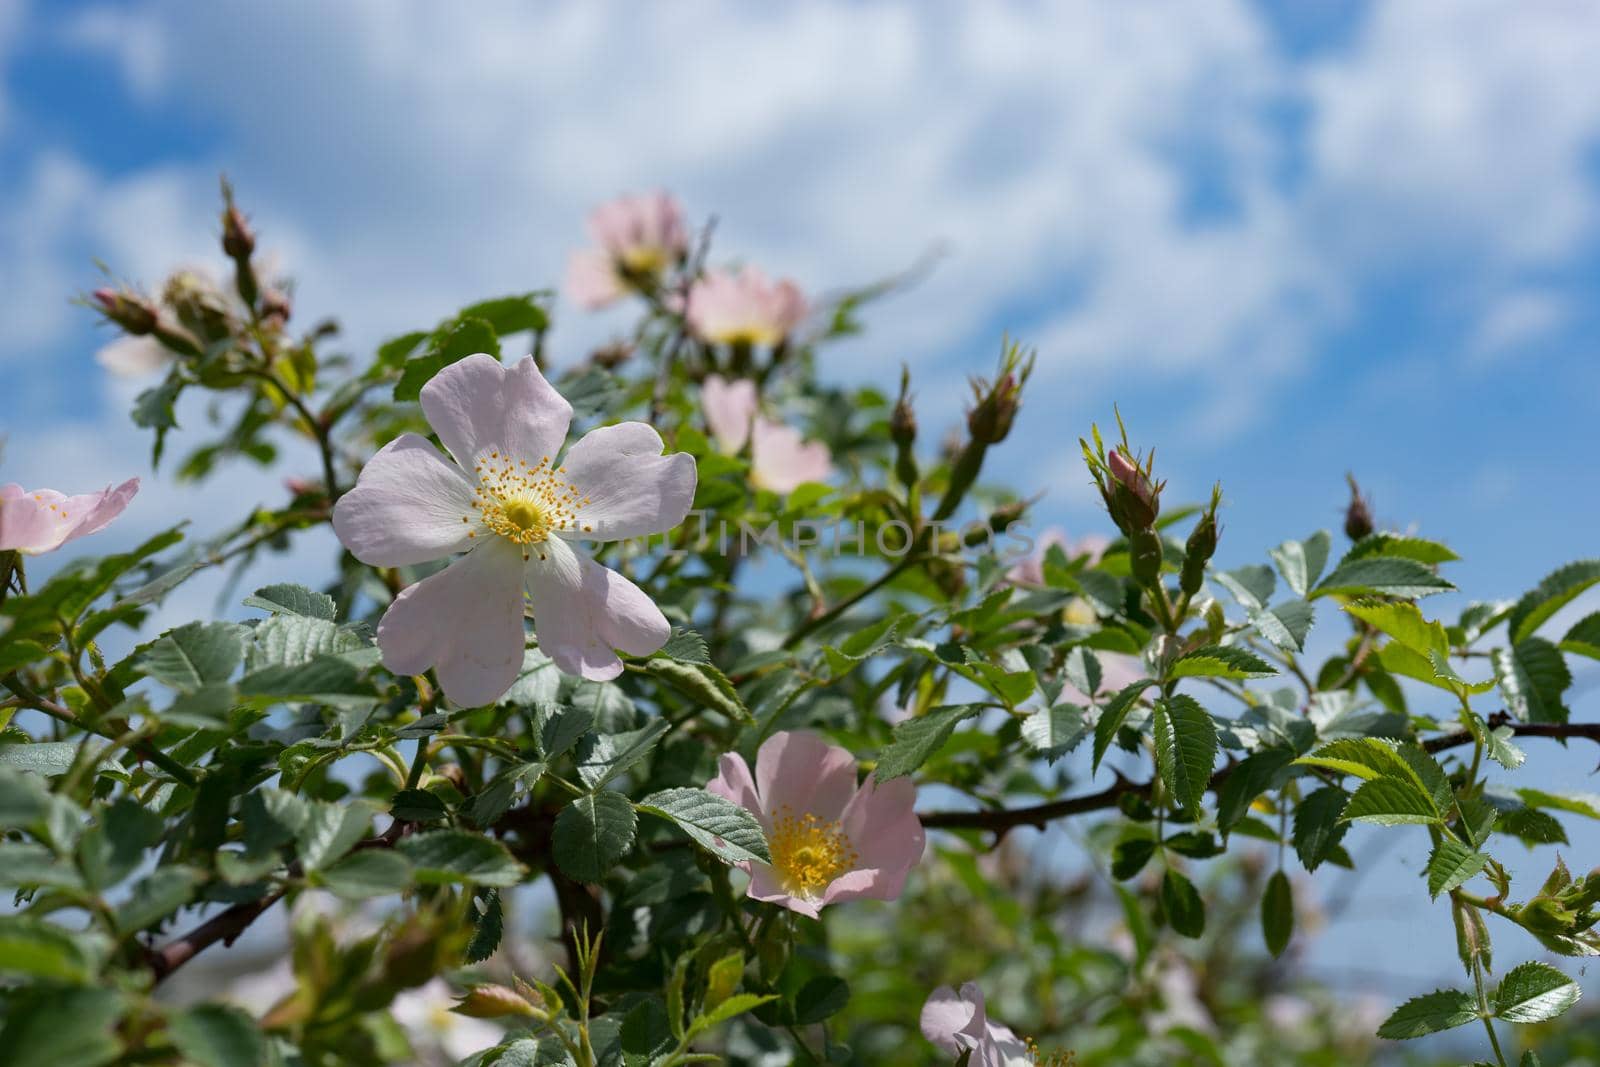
[[261, 288, 292, 328], [1103, 449, 1161, 532], [988, 500, 1026, 535], [1180, 487, 1222, 597], [93, 287, 159, 335], [967, 372, 1020, 445], [891, 368, 918, 449], [222, 201, 256, 260], [1344, 474, 1374, 542], [590, 341, 634, 369], [452, 984, 539, 1019]]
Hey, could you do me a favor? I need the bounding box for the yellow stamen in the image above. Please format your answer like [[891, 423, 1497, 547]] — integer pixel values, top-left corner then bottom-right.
[[768, 805, 857, 899], [467, 453, 584, 550], [1026, 1038, 1076, 1066]]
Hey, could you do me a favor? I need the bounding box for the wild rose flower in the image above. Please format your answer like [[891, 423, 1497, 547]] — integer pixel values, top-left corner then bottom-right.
[[96, 335, 171, 378], [701, 374, 758, 454], [391, 979, 503, 1064], [750, 417, 830, 493], [0, 478, 139, 556], [707, 730, 922, 919], [685, 266, 807, 347], [332, 354, 695, 706], [922, 983, 1074, 1067], [700, 374, 830, 493], [565, 191, 688, 310], [1006, 527, 1110, 587]]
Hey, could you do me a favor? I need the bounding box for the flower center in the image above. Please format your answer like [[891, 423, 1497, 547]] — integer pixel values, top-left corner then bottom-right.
[[768, 806, 858, 899], [467, 452, 590, 558], [618, 245, 669, 275], [1025, 1039, 1076, 1066]]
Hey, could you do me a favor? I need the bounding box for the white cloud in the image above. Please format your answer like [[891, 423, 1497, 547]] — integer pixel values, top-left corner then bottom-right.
[[3, 0, 1600, 503], [1307, 0, 1600, 267], [1469, 288, 1570, 364]]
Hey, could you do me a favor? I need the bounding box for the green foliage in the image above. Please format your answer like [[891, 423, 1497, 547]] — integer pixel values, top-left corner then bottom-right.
[[2, 186, 1593, 1067]]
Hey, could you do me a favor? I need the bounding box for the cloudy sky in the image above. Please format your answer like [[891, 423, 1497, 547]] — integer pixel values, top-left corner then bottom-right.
[[3, 0, 1599, 1004]]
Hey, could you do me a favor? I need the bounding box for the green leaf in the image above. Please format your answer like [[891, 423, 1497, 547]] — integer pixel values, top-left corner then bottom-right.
[[1216, 749, 1294, 832], [0, 987, 125, 1066], [1160, 868, 1205, 938], [1376, 989, 1480, 1038], [116, 866, 204, 933], [318, 849, 414, 900], [874, 704, 983, 781], [1021, 705, 1088, 763], [1092, 681, 1155, 773], [1507, 559, 1600, 643], [397, 830, 527, 887], [0, 766, 50, 827], [685, 994, 779, 1041], [248, 615, 365, 669], [79, 798, 163, 890], [1312, 558, 1454, 600], [0, 915, 104, 982], [142, 621, 245, 691], [1493, 961, 1580, 1023], [536, 703, 594, 760], [1063, 647, 1102, 699], [1251, 599, 1314, 653], [575, 719, 670, 789], [638, 656, 751, 722], [394, 317, 498, 402], [1261, 870, 1293, 957], [1344, 600, 1449, 658], [552, 792, 637, 882], [1342, 778, 1441, 826], [390, 788, 448, 823], [0, 741, 81, 777], [637, 787, 771, 865], [457, 292, 548, 335], [1426, 839, 1488, 898], [794, 976, 850, 1025], [1292, 788, 1349, 872], [1344, 534, 1460, 565], [295, 801, 374, 872], [1152, 695, 1217, 812], [657, 627, 711, 664], [1559, 611, 1600, 659], [238, 654, 376, 707], [1111, 836, 1156, 880], [1516, 788, 1600, 820], [167, 1004, 267, 1067], [1214, 564, 1275, 611], [1169, 645, 1277, 681], [1294, 737, 1417, 783], [1270, 531, 1330, 598], [1494, 639, 1572, 723], [242, 583, 336, 620], [464, 889, 503, 965]]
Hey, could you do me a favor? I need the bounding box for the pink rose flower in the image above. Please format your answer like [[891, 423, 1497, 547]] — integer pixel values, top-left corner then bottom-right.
[[96, 335, 171, 378], [707, 731, 923, 919], [685, 266, 807, 347], [332, 354, 696, 706], [700, 374, 758, 454], [0, 478, 139, 556], [749, 417, 830, 494], [565, 191, 688, 310], [920, 983, 1038, 1067], [699, 375, 830, 494], [1005, 527, 1110, 587]]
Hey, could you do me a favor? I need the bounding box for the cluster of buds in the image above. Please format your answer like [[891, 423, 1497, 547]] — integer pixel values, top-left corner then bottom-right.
[[1081, 416, 1167, 590], [1506, 857, 1600, 955], [1344, 473, 1374, 541], [965, 339, 1033, 446]]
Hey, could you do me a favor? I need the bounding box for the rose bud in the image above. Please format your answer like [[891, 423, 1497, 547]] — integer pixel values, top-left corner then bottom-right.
[[1344, 474, 1374, 541]]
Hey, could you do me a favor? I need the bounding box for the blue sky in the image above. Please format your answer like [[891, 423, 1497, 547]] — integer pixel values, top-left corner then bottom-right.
[[3, 0, 1599, 1012]]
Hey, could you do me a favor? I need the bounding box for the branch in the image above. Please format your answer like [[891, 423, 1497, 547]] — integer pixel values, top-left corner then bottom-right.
[[147, 888, 287, 983], [147, 834, 397, 985], [916, 717, 1600, 836]]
